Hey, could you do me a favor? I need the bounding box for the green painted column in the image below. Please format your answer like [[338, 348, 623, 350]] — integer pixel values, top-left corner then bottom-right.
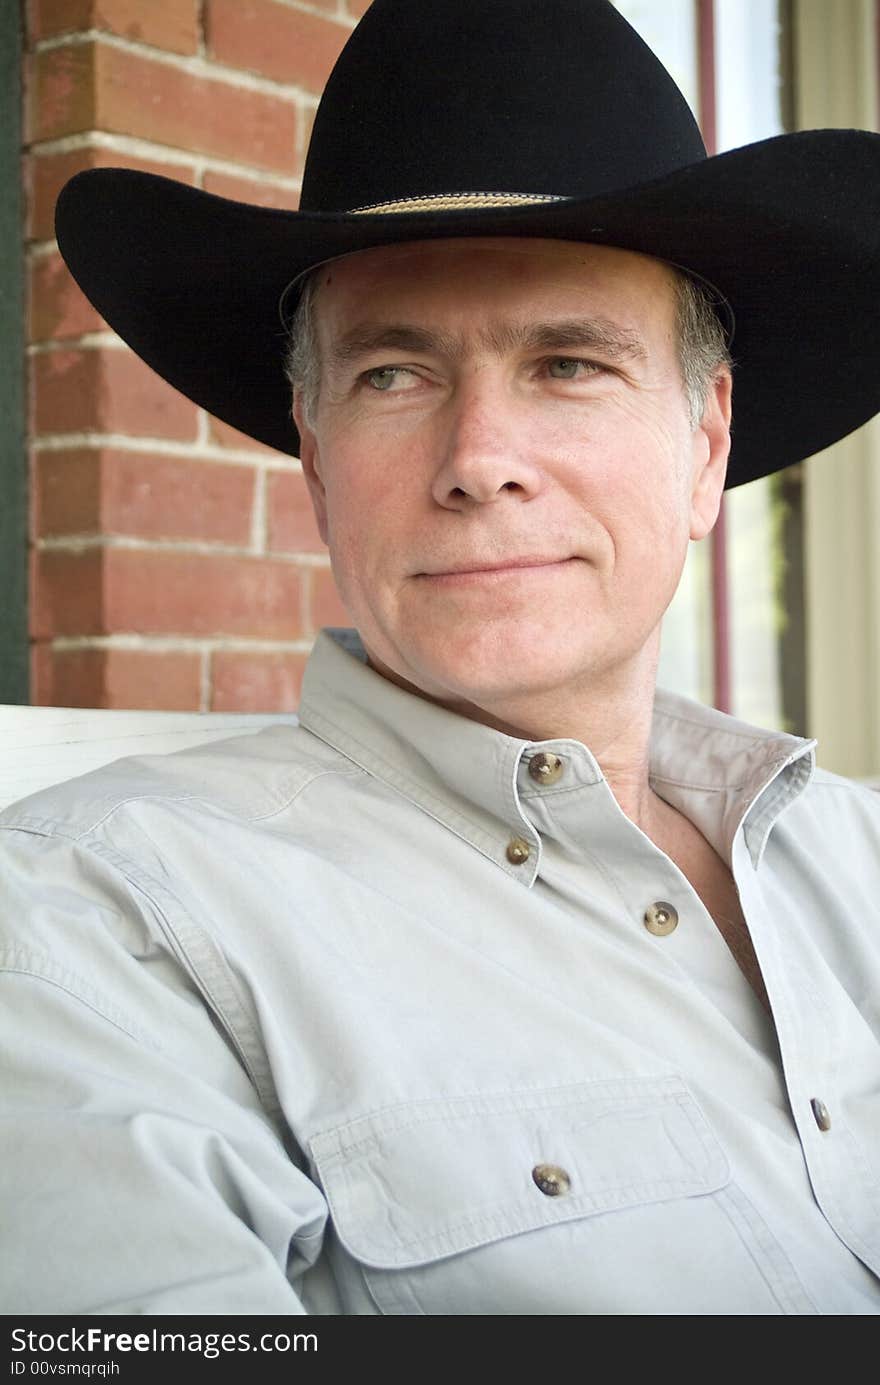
[[0, 2, 28, 703]]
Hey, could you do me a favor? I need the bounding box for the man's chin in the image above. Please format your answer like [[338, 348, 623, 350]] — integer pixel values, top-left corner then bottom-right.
[[368, 632, 603, 721]]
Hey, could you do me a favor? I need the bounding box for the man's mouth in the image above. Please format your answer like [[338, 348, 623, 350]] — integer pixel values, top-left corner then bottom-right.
[[417, 556, 578, 580]]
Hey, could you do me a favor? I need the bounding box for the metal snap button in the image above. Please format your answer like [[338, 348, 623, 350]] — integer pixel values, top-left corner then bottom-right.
[[810, 1098, 831, 1132], [643, 901, 679, 936], [528, 752, 564, 786], [506, 837, 531, 865], [532, 1163, 571, 1197]]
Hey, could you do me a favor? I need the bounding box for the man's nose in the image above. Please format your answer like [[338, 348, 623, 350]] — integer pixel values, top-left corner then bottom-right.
[[430, 375, 544, 509]]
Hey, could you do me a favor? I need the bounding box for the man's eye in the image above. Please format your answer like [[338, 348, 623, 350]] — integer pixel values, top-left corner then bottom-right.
[[365, 366, 408, 391], [547, 358, 598, 379]]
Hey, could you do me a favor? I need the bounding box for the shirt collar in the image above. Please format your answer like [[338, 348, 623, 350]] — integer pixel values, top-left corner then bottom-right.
[[298, 629, 817, 883], [648, 690, 816, 868]]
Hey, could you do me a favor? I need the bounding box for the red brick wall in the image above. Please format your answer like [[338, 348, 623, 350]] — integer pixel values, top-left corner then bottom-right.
[[25, 0, 369, 711]]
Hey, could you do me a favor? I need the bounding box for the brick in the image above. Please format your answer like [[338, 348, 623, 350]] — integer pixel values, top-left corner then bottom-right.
[[28, 0, 96, 40], [30, 643, 51, 704], [30, 45, 95, 143], [201, 169, 299, 211], [34, 546, 303, 638], [206, 0, 350, 92], [32, 348, 199, 440], [32, 449, 102, 536], [207, 415, 287, 455], [28, 0, 200, 54], [32, 548, 104, 638], [211, 649, 307, 711], [32, 644, 202, 709], [28, 148, 198, 242], [308, 565, 349, 632], [266, 469, 323, 553], [29, 251, 105, 341], [33, 42, 298, 172], [297, 102, 317, 174], [30, 642, 55, 704], [34, 449, 256, 545], [103, 550, 303, 637], [103, 549, 303, 637], [103, 453, 256, 545]]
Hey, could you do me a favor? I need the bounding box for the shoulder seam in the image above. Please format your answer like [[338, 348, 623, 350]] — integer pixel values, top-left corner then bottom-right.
[[0, 760, 367, 841]]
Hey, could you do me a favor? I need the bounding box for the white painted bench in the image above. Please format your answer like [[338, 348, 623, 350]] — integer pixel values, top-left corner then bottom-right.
[[0, 707, 293, 811], [1, 705, 876, 813]]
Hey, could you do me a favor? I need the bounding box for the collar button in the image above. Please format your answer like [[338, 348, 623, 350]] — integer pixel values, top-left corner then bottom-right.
[[528, 752, 564, 785]]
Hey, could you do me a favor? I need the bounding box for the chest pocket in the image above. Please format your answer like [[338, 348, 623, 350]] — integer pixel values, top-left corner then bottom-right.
[[309, 1076, 816, 1315]]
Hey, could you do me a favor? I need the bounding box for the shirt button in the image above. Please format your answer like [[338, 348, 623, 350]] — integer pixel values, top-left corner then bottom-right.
[[528, 752, 564, 786], [810, 1098, 832, 1132], [644, 901, 679, 936], [532, 1163, 571, 1197], [506, 837, 531, 865]]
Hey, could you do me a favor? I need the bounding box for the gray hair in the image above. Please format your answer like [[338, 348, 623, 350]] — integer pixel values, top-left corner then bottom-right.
[[285, 259, 731, 430], [285, 270, 323, 429], [672, 270, 732, 426]]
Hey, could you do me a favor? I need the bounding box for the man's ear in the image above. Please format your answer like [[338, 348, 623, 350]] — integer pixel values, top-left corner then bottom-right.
[[293, 392, 329, 545], [689, 368, 732, 541]]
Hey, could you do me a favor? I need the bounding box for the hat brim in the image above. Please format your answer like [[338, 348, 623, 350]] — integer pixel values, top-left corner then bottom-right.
[[55, 128, 880, 487]]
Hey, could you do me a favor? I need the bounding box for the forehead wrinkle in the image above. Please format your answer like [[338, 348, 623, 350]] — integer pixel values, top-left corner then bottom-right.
[[324, 316, 650, 373], [481, 317, 649, 362], [325, 324, 461, 371]]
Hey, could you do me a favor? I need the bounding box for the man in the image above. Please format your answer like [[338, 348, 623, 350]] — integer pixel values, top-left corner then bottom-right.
[[3, 0, 880, 1314]]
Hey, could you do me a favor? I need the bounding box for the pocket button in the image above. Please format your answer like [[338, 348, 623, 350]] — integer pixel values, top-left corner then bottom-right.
[[532, 1163, 571, 1197]]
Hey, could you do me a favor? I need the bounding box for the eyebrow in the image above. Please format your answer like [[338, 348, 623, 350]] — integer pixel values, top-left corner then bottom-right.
[[325, 317, 648, 372]]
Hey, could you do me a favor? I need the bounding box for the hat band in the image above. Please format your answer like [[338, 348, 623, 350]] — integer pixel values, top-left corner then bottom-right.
[[349, 190, 569, 214], [278, 190, 736, 350]]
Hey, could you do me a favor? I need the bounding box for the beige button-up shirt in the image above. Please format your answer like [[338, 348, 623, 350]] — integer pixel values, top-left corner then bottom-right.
[[2, 629, 879, 1314]]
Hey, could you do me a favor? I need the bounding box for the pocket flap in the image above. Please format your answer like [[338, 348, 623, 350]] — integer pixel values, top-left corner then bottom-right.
[[310, 1076, 729, 1269]]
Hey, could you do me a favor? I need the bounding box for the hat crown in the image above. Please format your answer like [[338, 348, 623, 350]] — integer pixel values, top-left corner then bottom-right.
[[301, 0, 706, 214]]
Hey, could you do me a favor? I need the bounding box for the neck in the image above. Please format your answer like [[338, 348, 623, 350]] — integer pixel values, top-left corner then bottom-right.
[[366, 633, 666, 834]]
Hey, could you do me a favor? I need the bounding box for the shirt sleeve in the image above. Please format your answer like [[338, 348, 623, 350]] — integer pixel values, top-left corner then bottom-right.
[[0, 826, 328, 1315]]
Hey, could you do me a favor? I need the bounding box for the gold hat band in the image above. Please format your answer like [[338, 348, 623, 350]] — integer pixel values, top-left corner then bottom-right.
[[349, 190, 568, 214]]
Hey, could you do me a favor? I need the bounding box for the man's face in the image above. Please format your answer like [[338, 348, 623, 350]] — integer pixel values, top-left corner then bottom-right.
[[295, 238, 730, 720]]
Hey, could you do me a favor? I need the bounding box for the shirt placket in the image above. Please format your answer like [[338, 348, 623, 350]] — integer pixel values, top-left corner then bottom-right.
[[732, 827, 880, 1280], [515, 743, 777, 1052]]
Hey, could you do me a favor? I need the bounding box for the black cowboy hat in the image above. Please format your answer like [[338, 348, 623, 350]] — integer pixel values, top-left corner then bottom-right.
[[55, 0, 880, 487]]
